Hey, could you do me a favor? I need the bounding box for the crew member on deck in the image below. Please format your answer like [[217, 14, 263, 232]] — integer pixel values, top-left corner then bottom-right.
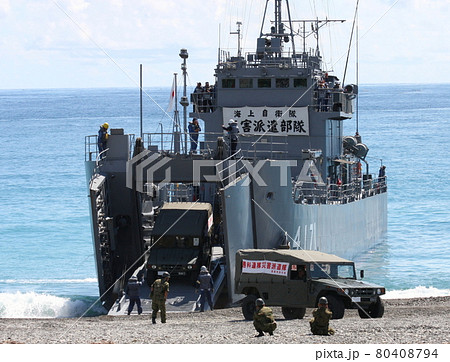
[[193, 82, 203, 112], [222, 119, 239, 156], [188, 118, 201, 153], [98, 122, 109, 154]]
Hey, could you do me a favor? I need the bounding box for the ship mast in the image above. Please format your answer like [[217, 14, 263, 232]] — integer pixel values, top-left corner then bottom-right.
[[230, 21, 243, 58], [260, 0, 296, 57], [260, 0, 345, 61]]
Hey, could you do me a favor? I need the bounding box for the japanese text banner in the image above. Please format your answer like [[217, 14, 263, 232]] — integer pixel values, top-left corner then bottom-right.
[[224, 106, 309, 136], [242, 259, 289, 277]]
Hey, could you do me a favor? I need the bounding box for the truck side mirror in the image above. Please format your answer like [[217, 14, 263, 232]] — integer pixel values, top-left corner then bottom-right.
[[360, 270, 364, 279]]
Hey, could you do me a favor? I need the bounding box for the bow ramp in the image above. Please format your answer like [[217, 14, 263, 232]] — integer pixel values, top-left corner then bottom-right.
[[108, 247, 226, 315]]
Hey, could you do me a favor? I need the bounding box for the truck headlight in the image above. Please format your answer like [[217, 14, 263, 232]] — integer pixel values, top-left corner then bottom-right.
[[344, 288, 350, 295], [377, 288, 381, 295], [187, 265, 193, 270]]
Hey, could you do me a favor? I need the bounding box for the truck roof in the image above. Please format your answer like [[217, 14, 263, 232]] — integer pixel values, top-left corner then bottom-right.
[[160, 202, 212, 212], [153, 202, 212, 236], [236, 249, 352, 264]]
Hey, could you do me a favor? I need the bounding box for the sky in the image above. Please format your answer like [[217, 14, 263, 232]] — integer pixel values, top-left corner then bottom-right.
[[0, 0, 449, 89]]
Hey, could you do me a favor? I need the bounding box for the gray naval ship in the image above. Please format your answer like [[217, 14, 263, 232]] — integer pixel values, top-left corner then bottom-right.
[[85, 0, 387, 313]]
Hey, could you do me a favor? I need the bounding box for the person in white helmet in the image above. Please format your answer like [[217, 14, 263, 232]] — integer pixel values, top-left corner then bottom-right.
[[222, 119, 239, 156], [195, 266, 214, 312]]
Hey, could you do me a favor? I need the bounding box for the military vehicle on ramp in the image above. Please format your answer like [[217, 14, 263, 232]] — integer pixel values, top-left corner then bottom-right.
[[146, 202, 214, 283]]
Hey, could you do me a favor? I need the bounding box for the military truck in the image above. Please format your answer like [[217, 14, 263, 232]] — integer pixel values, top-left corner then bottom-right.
[[146, 202, 213, 282], [235, 249, 385, 320]]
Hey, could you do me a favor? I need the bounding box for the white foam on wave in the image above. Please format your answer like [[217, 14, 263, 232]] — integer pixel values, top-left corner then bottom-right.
[[382, 286, 450, 299], [1, 287, 448, 318], [0, 292, 105, 318]]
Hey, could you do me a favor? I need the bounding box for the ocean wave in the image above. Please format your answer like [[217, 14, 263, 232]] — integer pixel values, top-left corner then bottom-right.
[[382, 286, 450, 299], [0, 292, 106, 318]]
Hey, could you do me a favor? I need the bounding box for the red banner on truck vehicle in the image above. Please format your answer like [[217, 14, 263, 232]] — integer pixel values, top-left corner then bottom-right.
[[242, 259, 289, 276]]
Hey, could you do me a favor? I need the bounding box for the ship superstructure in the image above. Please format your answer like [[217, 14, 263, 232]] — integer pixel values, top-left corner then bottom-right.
[[85, 0, 387, 311]]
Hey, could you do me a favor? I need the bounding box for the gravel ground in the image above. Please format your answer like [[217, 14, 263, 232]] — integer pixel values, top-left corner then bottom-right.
[[0, 297, 449, 344]]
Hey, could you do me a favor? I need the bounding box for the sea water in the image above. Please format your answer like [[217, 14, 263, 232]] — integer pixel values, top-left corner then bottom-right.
[[0, 84, 449, 318]]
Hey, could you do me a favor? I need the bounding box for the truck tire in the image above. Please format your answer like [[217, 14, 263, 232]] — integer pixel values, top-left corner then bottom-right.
[[241, 295, 258, 321], [326, 295, 345, 319], [371, 297, 385, 318], [282, 307, 306, 320], [357, 307, 370, 319], [358, 297, 384, 318]]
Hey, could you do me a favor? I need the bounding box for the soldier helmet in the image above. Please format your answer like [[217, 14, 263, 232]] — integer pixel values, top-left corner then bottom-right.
[[255, 298, 265, 307], [319, 296, 328, 305], [200, 266, 208, 272], [162, 271, 170, 278]]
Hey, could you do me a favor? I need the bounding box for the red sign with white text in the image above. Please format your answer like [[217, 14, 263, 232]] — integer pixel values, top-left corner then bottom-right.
[[242, 259, 289, 277]]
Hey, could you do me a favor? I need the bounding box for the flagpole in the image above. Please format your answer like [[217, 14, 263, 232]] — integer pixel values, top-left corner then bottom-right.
[[140, 64, 143, 138], [173, 73, 181, 153], [179, 49, 189, 154]]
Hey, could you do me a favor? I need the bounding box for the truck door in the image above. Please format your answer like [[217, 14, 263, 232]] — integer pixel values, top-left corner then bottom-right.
[[286, 264, 309, 306]]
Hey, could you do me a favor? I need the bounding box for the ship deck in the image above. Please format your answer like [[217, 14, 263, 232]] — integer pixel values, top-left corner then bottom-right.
[[108, 246, 225, 316], [108, 279, 206, 316]]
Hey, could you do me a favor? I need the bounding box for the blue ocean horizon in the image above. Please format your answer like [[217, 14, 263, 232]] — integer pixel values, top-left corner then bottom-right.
[[1, 84, 449, 318]]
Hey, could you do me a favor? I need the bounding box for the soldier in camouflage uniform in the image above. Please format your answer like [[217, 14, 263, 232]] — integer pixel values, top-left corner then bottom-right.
[[309, 296, 335, 335], [150, 271, 170, 324], [253, 298, 277, 337]]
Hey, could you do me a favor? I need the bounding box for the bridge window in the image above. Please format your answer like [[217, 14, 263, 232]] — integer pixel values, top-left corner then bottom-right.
[[276, 78, 289, 88], [294, 78, 307, 87], [222, 79, 236, 88], [258, 78, 271, 88], [239, 79, 253, 88]]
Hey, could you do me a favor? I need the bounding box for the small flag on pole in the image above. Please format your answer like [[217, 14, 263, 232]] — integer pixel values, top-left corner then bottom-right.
[[167, 76, 176, 112]]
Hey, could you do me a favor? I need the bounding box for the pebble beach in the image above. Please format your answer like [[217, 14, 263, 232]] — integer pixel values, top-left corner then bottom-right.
[[0, 297, 448, 344]]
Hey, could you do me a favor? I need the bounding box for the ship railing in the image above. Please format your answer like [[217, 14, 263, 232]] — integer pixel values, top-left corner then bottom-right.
[[190, 91, 216, 114], [143, 131, 218, 155], [293, 176, 387, 204], [218, 134, 288, 160], [142, 132, 288, 160], [366, 176, 388, 195], [218, 48, 320, 69], [157, 183, 194, 203], [85, 135, 99, 161], [85, 135, 109, 177], [85, 134, 136, 162], [313, 88, 353, 114], [215, 150, 246, 187]]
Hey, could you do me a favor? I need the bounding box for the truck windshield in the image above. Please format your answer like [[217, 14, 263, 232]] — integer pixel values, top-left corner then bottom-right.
[[154, 236, 199, 248], [309, 263, 355, 279], [336, 264, 355, 279]]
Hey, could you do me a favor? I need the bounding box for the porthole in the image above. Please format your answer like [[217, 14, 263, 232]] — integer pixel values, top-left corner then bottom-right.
[[266, 192, 274, 200]]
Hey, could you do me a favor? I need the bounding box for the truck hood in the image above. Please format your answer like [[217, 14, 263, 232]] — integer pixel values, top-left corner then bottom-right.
[[148, 248, 199, 265], [313, 278, 385, 290]]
